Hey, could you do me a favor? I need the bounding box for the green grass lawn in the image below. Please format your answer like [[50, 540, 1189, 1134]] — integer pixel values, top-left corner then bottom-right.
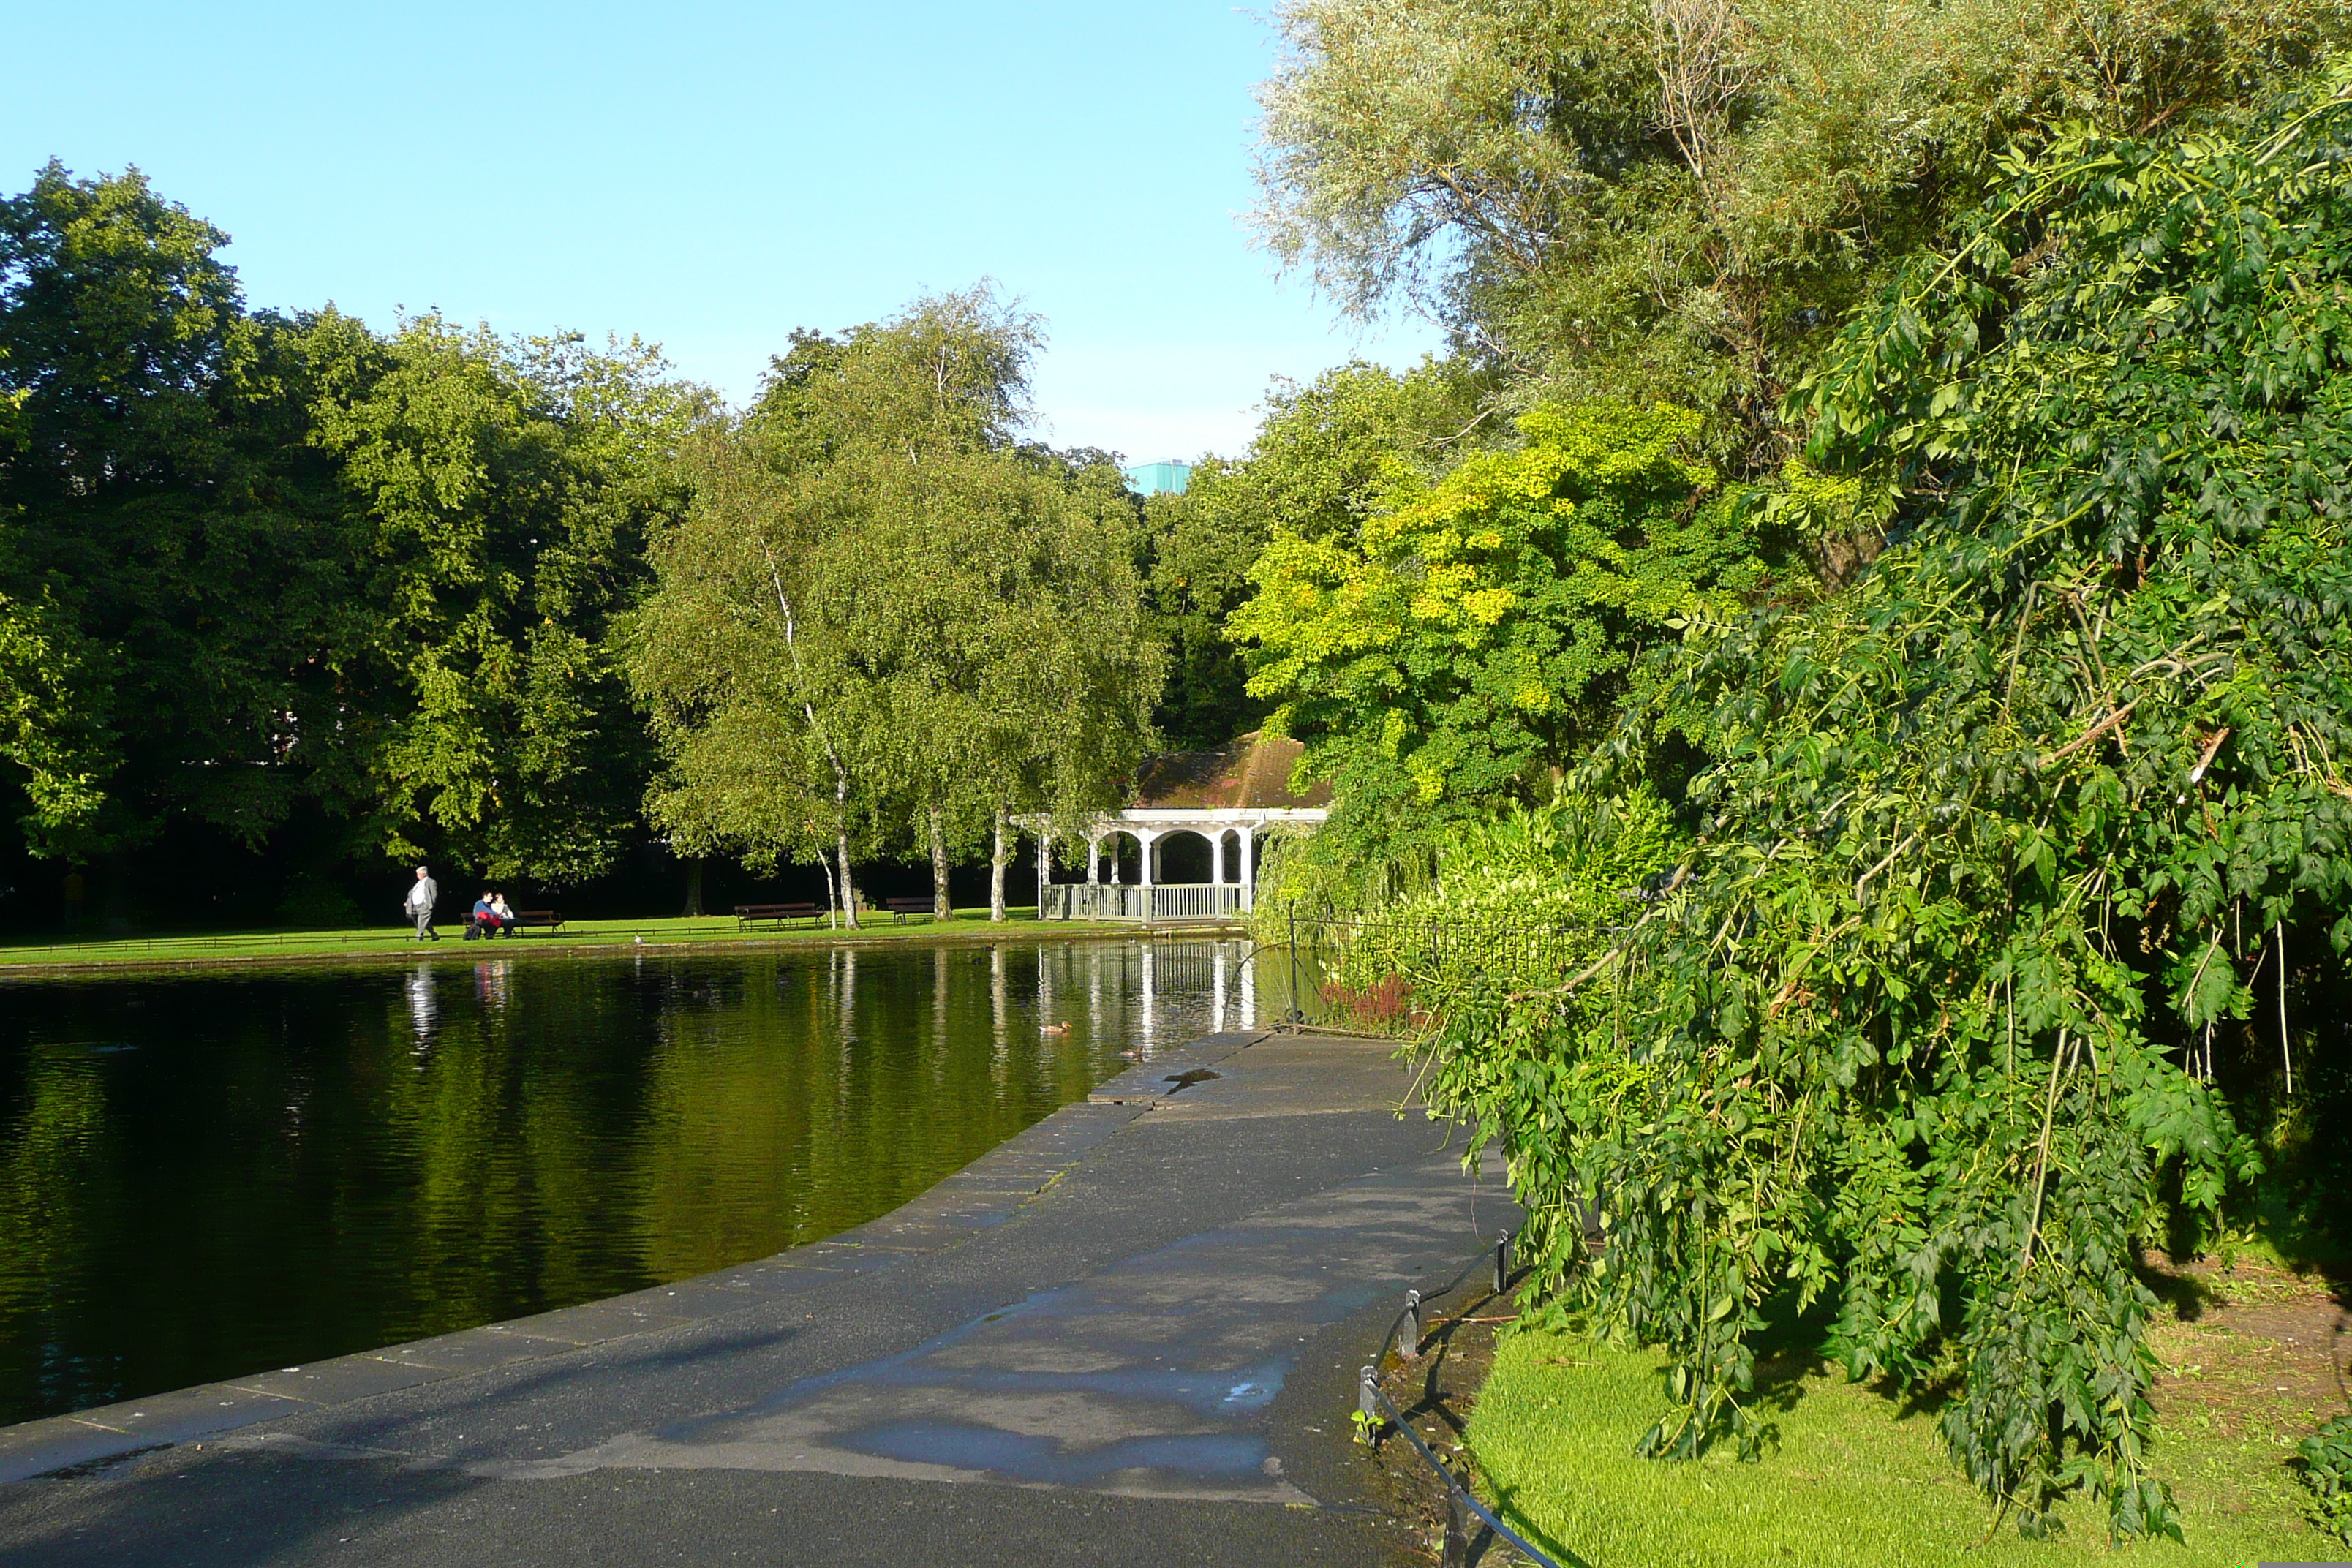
[[0, 908, 1163, 973], [1466, 1329, 2335, 1568]]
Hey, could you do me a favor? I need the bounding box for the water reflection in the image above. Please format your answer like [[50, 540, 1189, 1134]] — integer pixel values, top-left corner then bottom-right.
[[404, 964, 437, 1049], [0, 938, 1267, 1426]]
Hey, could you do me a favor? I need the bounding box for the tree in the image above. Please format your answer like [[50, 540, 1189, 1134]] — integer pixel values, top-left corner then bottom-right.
[[1140, 360, 1483, 748], [976, 448, 1164, 918], [1231, 397, 1767, 870], [849, 445, 1160, 919], [1413, 67, 2352, 1539], [306, 314, 709, 885], [0, 162, 372, 864], [632, 288, 1158, 925], [1253, 0, 2345, 469], [631, 424, 881, 924]]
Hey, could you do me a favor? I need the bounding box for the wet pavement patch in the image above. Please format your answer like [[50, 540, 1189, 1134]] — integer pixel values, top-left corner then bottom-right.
[[843, 1423, 1273, 1485], [513, 1158, 1485, 1506]]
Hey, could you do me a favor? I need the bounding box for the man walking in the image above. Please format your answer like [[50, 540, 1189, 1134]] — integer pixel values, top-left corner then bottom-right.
[[405, 866, 440, 942]]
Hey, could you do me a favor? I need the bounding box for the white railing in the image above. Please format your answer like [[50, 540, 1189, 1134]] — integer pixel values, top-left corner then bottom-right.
[[1046, 883, 1138, 921], [1041, 883, 1243, 922], [1143, 884, 1242, 921]]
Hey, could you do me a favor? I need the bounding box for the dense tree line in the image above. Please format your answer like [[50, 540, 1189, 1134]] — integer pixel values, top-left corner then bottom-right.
[[0, 162, 710, 922], [0, 169, 1196, 930]]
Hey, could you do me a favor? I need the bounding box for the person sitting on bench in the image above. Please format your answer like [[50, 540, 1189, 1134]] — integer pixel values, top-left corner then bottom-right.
[[465, 891, 507, 940]]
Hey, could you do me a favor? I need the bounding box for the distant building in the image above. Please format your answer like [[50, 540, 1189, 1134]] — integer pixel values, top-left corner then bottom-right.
[[1123, 459, 1192, 497]]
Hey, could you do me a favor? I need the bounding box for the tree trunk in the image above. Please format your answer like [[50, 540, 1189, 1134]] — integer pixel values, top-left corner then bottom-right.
[[681, 856, 706, 918], [761, 554, 859, 932], [834, 831, 861, 929], [930, 804, 953, 919], [820, 854, 839, 929], [101, 849, 132, 934], [990, 806, 1011, 922]]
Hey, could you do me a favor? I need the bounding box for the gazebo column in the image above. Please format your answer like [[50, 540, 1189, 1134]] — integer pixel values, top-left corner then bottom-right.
[[1239, 829, 1256, 911], [1086, 834, 1101, 885], [1137, 829, 1157, 923], [1211, 830, 1226, 887]]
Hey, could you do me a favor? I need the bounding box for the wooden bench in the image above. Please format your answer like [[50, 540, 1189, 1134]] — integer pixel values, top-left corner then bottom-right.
[[884, 897, 937, 924], [736, 902, 820, 929], [463, 910, 555, 939]]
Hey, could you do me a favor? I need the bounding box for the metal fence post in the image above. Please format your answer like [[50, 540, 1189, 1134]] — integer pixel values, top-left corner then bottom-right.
[[1286, 906, 1304, 1030], [1442, 1485, 1471, 1568], [1344, 1220, 1572, 1568]]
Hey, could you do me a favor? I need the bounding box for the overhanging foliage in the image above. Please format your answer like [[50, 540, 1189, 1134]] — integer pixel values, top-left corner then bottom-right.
[[1413, 67, 2352, 1540]]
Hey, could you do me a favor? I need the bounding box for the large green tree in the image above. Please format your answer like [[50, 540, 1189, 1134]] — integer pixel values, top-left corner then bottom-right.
[[0, 161, 704, 901], [631, 290, 1159, 924], [0, 162, 369, 863], [1413, 66, 2352, 1539], [306, 314, 707, 884], [1254, 0, 2345, 470]]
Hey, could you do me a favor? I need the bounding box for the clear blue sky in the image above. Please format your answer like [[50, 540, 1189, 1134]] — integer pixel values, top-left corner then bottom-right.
[[1, 1, 1438, 462]]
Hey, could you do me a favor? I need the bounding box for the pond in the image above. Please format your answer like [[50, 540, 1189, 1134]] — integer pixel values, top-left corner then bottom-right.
[[0, 937, 1273, 1427]]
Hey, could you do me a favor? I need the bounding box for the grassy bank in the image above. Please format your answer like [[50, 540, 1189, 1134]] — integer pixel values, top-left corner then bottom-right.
[[0, 908, 1177, 976], [1467, 1262, 2345, 1567]]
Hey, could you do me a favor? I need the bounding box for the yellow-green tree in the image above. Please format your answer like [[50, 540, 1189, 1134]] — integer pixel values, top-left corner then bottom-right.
[[1231, 400, 1765, 864]]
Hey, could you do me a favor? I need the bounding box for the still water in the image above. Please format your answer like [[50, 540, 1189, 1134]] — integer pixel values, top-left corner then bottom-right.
[[0, 938, 1267, 1426]]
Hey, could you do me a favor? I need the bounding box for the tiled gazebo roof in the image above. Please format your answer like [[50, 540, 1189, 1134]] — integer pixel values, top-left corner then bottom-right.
[[1128, 731, 1333, 811]]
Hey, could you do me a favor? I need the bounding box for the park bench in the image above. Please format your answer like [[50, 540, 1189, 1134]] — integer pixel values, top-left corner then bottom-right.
[[470, 909, 561, 938], [736, 902, 820, 929], [884, 897, 936, 924]]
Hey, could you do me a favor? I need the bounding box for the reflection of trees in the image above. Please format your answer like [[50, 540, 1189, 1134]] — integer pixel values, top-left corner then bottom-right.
[[376, 962, 647, 1331], [0, 1048, 108, 1407], [0, 940, 1268, 1423], [634, 949, 1079, 1277], [635, 958, 824, 1280]]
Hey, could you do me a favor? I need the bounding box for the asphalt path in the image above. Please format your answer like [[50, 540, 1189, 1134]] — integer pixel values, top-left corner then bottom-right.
[[0, 1032, 1515, 1567]]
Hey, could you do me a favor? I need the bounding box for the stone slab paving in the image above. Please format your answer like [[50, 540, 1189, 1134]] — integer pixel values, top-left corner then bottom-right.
[[0, 1031, 1517, 1567], [495, 1159, 1479, 1504]]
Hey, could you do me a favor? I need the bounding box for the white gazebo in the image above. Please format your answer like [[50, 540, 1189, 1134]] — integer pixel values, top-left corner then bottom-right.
[[1033, 732, 1330, 924]]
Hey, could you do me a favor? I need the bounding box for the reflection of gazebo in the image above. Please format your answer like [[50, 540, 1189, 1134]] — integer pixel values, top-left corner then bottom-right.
[[1034, 732, 1330, 923]]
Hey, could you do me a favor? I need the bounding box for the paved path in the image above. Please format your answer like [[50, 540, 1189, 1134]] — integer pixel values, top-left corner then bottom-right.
[[0, 1032, 1516, 1567]]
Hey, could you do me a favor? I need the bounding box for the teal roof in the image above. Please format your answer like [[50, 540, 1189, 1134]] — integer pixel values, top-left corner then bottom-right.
[[1123, 459, 1191, 496]]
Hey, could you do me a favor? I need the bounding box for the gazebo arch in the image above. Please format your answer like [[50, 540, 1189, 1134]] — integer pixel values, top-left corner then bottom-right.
[[1028, 732, 1331, 924], [1153, 829, 1215, 885], [1083, 828, 1145, 885]]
